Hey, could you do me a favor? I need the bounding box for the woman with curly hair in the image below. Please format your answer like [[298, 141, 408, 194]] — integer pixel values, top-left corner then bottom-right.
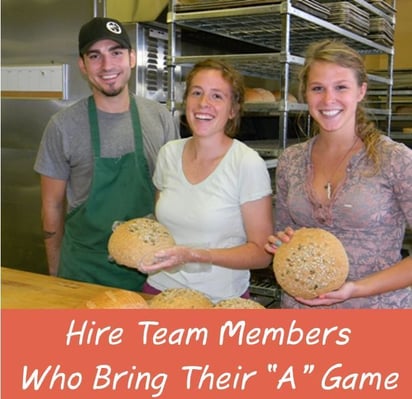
[[141, 58, 273, 303]]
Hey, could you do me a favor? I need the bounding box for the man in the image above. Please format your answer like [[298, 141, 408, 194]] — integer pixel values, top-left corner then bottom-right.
[[34, 17, 179, 291]]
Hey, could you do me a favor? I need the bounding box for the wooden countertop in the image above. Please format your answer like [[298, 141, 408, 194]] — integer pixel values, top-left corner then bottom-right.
[[1, 267, 151, 309]]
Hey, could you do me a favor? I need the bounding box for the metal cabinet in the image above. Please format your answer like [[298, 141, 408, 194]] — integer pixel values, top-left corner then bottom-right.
[[166, 0, 396, 153]]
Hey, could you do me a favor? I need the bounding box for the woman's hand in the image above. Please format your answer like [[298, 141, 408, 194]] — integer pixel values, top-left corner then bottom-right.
[[137, 246, 211, 273], [264, 227, 295, 254], [295, 281, 356, 306]]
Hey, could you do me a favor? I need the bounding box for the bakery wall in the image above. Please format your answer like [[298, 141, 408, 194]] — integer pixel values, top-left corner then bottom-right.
[[392, 0, 412, 69], [1, 0, 97, 274]]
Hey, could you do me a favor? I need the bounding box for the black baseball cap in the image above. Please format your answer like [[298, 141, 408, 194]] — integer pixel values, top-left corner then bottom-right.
[[78, 17, 132, 56]]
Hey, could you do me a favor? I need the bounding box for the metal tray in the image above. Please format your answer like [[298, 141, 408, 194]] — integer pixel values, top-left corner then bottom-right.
[[175, 0, 282, 12], [370, 0, 396, 16], [324, 1, 370, 36], [291, 0, 330, 20]]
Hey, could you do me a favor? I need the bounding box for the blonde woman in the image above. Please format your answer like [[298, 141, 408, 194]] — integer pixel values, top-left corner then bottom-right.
[[266, 40, 412, 308]]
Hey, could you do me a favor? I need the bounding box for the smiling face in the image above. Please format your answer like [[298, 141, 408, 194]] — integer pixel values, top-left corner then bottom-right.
[[78, 39, 136, 98], [305, 61, 367, 134], [185, 69, 237, 138]]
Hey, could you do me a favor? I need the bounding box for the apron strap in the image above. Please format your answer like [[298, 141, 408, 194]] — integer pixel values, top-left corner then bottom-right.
[[129, 96, 153, 185], [88, 96, 101, 158]]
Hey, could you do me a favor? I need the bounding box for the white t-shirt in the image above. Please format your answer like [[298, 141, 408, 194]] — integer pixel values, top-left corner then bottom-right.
[[147, 138, 272, 303]]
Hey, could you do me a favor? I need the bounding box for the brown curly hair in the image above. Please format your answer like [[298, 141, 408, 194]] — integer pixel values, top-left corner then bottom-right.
[[183, 58, 245, 138], [298, 39, 383, 174]]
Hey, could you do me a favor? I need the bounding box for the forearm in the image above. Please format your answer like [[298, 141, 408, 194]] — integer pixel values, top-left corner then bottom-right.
[[205, 242, 272, 269], [193, 242, 273, 270], [147, 242, 273, 274], [350, 257, 412, 298], [42, 206, 65, 276], [43, 231, 64, 276], [39, 176, 67, 276]]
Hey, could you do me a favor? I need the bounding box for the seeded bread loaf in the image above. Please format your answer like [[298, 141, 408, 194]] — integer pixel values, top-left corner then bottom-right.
[[273, 228, 349, 299], [214, 297, 265, 309], [108, 217, 175, 268], [149, 288, 214, 309], [85, 289, 148, 309]]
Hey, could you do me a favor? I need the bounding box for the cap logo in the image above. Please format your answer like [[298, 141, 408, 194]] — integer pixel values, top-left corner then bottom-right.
[[106, 21, 122, 35]]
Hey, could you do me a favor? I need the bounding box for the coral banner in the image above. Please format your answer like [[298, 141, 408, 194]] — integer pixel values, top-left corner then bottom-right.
[[1, 309, 410, 398]]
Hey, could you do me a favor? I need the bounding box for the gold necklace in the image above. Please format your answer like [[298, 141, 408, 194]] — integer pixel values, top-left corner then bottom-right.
[[324, 136, 359, 200]]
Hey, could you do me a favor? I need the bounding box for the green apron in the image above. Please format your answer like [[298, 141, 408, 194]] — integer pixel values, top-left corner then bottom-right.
[[58, 96, 154, 291]]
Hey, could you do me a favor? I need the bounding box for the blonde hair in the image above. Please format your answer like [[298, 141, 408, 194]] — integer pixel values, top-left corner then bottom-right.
[[183, 58, 245, 138], [298, 39, 383, 173]]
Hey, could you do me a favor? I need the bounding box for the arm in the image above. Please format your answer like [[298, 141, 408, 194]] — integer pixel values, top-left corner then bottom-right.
[[297, 257, 412, 306], [265, 228, 412, 305], [348, 257, 412, 297], [208, 194, 274, 269], [143, 195, 274, 272], [40, 175, 67, 276]]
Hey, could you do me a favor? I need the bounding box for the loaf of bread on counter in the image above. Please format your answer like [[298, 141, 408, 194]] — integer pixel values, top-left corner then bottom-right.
[[85, 289, 149, 309], [214, 297, 265, 309], [149, 288, 214, 309]]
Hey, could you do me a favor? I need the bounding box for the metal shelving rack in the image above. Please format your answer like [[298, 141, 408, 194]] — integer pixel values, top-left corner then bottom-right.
[[167, 0, 396, 151], [387, 69, 412, 141], [369, 69, 412, 140]]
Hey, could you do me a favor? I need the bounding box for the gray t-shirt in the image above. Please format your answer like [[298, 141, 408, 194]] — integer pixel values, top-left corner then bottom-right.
[[34, 95, 179, 211]]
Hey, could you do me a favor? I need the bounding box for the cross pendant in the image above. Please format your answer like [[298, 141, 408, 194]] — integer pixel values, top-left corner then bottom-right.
[[325, 182, 332, 200]]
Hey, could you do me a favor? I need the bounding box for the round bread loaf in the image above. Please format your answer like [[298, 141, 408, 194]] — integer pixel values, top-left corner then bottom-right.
[[108, 218, 175, 268], [272, 90, 298, 103], [214, 297, 265, 309], [85, 289, 148, 309], [395, 105, 412, 114], [149, 288, 214, 309], [244, 87, 276, 103], [273, 228, 349, 299]]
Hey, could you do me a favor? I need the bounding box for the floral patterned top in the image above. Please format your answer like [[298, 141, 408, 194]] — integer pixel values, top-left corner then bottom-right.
[[275, 135, 412, 308]]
